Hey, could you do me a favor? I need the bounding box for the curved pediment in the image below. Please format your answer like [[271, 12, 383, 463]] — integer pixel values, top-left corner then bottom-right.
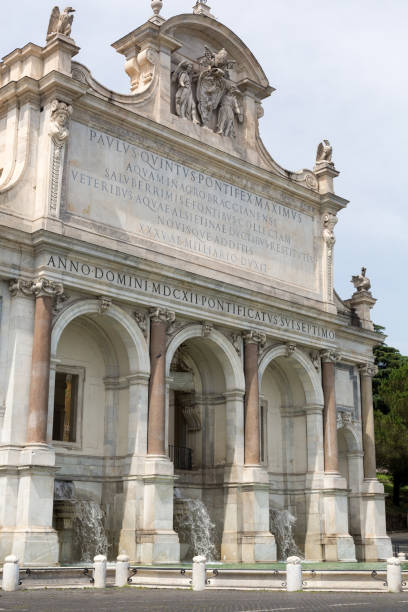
[[161, 13, 272, 97]]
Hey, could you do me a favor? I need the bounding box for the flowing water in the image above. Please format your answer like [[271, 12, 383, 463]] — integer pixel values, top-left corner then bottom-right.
[[54, 480, 108, 563], [73, 500, 108, 562], [174, 497, 218, 561], [270, 508, 302, 561]]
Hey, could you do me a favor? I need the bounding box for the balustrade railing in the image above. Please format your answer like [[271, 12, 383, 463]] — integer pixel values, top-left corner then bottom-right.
[[168, 445, 193, 470]]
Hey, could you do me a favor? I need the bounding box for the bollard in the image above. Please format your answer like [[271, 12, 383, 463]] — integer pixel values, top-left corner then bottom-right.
[[387, 557, 402, 593], [192, 555, 206, 591], [2, 555, 20, 592], [115, 554, 130, 587], [398, 552, 406, 561], [93, 555, 107, 588], [286, 556, 302, 592]]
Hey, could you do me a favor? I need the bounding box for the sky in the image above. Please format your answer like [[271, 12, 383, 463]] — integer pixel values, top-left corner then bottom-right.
[[1, 0, 407, 353]]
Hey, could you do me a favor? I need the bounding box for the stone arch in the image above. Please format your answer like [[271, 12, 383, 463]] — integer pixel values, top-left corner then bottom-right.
[[51, 299, 150, 376], [166, 324, 245, 393], [337, 423, 361, 453], [259, 345, 324, 406]]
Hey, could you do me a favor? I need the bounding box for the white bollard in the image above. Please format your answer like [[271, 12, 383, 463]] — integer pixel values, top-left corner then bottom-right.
[[286, 556, 302, 592], [2, 555, 20, 592], [192, 555, 206, 591], [93, 555, 107, 589], [398, 552, 406, 561], [387, 557, 402, 593], [115, 554, 130, 587]]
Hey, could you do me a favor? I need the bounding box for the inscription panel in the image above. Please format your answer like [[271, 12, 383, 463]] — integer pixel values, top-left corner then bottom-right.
[[47, 254, 335, 342], [66, 122, 319, 292]]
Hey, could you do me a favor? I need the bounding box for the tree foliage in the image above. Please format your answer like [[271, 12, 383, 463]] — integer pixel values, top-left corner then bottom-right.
[[373, 324, 408, 413], [374, 355, 408, 505]]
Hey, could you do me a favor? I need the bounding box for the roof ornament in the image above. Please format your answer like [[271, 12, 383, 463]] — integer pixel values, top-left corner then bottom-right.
[[150, 0, 165, 25], [46, 6, 76, 42], [193, 0, 216, 19]]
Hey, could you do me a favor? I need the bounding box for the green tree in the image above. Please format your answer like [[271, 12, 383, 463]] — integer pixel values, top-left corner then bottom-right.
[[373, 325, 408, 413], [375, 363, 408, 505]]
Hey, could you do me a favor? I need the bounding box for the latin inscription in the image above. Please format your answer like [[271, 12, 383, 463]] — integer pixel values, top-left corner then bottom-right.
[[47, 255, 335, 341], [66, 123, 319, 291]]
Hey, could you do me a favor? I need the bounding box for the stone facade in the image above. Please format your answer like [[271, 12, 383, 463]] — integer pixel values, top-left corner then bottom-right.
[[0, 2, 391, 565]]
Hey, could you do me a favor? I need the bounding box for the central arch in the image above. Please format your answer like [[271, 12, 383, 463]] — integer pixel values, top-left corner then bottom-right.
[[258, 344, 324, 560], [166, 324, 245, 561]]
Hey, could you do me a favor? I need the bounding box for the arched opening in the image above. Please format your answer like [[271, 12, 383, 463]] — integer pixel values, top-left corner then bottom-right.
[[337, 425, 363, 543], [166, 326, 245, 561], [259, 346, 324, 559], [50, 301, 149, 564]]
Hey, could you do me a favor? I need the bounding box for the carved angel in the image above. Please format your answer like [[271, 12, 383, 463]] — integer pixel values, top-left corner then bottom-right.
[[351, 267, 371, 293], [216, 84, 243, 137], [316, 139, 333, 164], [172, 61, 200, 125], [47, 6, 76, 41]]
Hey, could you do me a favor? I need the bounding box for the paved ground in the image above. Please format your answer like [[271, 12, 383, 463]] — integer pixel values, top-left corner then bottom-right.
[[1, 589, 408, 612]]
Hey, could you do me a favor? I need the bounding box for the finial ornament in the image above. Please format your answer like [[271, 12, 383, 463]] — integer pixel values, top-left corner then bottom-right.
[[46, 6, 76, 42], [151, 0, 163, 17], [193, 0, 215, 18]]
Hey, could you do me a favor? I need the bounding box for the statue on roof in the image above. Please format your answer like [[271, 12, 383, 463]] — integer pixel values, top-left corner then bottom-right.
[[351, 267, 372, 293], [216, 83, 243, 137], [172, 61, 200, 125], [46, 6, 76, 41], [196, 45, 237, 128], [316, 139, 333, 165]]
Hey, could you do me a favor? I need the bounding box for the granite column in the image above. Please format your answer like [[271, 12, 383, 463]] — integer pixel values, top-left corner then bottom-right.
[[359, 364, 377, 480], [243, 331, 265, 465], [321, 351, 339, 473]]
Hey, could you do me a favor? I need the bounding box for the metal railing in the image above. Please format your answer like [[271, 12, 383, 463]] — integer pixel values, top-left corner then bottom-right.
[[168, 445, 193, 470]]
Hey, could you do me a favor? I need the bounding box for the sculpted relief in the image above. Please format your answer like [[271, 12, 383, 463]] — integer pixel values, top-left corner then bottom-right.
[[172, 45, 244, 138]]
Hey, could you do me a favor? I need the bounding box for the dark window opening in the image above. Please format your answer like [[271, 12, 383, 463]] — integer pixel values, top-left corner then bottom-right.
[[53, 372, 78, 442]]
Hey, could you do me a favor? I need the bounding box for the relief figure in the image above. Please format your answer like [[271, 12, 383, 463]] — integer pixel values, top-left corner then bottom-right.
[[216, 85, 243, 137], [173, 61, 200, 125]]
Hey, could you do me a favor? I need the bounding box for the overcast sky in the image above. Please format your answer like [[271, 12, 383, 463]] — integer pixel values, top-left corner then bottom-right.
[[2, 0, 407, 353]]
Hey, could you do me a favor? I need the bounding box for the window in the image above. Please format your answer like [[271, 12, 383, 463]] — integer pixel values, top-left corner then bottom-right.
[[53, 372, 79, 443]]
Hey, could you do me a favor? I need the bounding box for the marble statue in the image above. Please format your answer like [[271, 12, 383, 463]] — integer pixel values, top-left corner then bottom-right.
[[196, 46, 237, 130], [173, 61, 200, 125], [351, 267, 371, 293], [46, 6, 76, 41], [316, 139, 333, 164], [216, 84, 243, 137]]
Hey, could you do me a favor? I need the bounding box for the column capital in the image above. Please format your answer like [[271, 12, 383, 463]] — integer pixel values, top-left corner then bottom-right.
[[9, 278, 35, 298], [243, 330, 266, 347], [9, 277, 64, 299], [321, 349, 341, 364], [359, 363, 378, 378], [149, 307, 175, 324]]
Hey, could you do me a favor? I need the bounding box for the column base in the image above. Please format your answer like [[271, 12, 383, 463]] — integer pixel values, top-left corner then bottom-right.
[[239, 466, 276, 563], [358, 478, 392, 561], [12, 528, 59, 566], [140, 455, 180, 564], [139, 531, 180, 565], [355, 536, 393, 562], [322, 535, 356, 562], [240, 533, 277, 563], [322, 473, 356, 562]]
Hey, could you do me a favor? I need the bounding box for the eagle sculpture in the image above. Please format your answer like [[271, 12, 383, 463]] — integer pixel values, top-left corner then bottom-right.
[[316, 139, 333, 164], [46, 6, 76, 41]]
